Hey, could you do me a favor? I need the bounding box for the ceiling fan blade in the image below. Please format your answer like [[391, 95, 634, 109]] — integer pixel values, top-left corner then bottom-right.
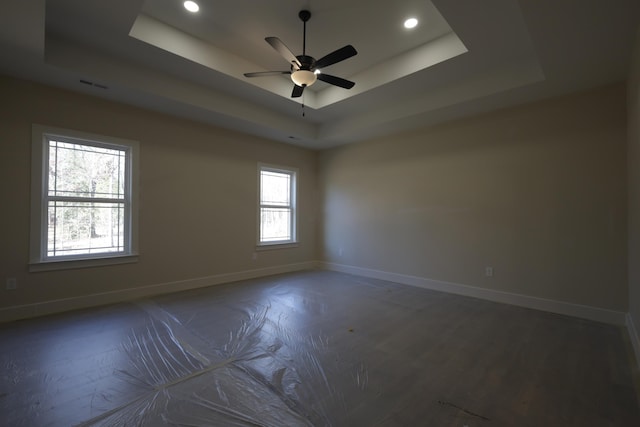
[[266, 37, 302, 68], [314, 45, 357, 69], [244, 71, 291, 78], [291, 84, 305, 98], [317, 73, 355, 89]]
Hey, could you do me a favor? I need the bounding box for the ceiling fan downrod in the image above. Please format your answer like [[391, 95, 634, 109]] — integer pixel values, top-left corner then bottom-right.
[[299, 10, 310, 56]]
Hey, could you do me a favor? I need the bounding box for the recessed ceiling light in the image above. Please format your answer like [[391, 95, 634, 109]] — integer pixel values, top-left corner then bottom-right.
[[404, 18, 418, 29], [184, 1, 199, 13]]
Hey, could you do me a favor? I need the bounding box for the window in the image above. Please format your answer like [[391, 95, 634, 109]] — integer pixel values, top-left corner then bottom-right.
[[258, 165, 297, 246], [30, 125, 139, 270]]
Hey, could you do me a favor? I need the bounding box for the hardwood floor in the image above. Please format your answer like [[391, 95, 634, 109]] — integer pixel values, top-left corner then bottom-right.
[[0, 270, 638, 426]]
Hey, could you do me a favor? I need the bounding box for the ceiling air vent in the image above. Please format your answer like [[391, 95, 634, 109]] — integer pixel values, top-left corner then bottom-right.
[[79, 79, 108, 90]]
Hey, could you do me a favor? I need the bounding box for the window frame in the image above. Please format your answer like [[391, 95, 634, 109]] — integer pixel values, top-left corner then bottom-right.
[[29, 124, 139, 271], [257, 163, 298, 248]]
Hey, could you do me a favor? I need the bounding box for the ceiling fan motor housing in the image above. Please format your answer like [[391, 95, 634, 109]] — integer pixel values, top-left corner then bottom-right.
[[295, 55, 316, 71]]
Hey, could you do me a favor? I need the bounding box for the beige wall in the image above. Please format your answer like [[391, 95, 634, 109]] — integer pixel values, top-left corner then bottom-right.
[[320, 84, 628, 311], [0, 76, 318, 311], [0, 73, 632, 318], [629, 27, 640, 333]]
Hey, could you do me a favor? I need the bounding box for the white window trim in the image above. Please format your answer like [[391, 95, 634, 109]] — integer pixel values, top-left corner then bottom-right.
[[257, 163, 298, 248], [29, 124, 139, 272]]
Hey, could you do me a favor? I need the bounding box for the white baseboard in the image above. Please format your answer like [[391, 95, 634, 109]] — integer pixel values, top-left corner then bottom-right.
[[0, 261, 316, 323], [321, 262, 627, 326], [627, 313, 640, 370], [1, 261, 630, 329]]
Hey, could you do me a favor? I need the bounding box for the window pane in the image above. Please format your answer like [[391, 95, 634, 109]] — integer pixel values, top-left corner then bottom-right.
[[260, 171, 290, 206], [47, 201, 124, 257], [49, 140, 125, 199], [260, 208, 291, 242]]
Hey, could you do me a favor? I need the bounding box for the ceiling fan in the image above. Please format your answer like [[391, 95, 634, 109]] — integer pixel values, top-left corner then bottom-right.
[[244, 10, 357, 98]]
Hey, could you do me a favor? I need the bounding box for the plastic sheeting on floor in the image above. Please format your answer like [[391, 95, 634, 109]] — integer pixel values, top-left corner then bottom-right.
[[0, 279, 369, 426], [1, 271, 639, 426]]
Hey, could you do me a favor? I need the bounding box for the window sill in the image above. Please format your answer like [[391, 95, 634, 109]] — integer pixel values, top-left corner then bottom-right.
[[29, 254, 139, 272], [256, 242, 299, 251]]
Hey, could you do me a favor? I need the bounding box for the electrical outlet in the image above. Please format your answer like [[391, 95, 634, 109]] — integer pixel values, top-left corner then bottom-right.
[[6, 277, 17, 290], [338, 247, 344, 257], [485, 267, 494, 277]]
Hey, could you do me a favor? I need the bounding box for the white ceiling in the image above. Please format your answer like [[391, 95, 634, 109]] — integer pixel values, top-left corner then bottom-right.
[[0, 0, 638, 149]]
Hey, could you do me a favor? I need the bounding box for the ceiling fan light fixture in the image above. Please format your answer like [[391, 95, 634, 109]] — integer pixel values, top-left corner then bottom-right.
[[291, 70, 317, 87]]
